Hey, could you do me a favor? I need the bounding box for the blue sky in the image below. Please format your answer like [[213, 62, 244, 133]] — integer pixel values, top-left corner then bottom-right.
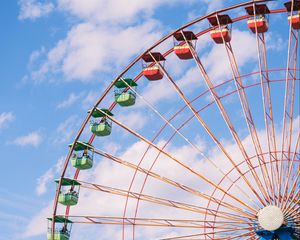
[[0, 1, 299, 240]]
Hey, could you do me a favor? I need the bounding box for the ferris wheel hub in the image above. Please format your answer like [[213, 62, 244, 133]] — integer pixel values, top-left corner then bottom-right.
[[257, 205, 284, 231]]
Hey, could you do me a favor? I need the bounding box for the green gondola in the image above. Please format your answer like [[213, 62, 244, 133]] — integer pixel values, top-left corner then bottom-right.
[[114, 78, 137, 107], [55, 178, 81, 206], [70, 154, 93, 170], [69, 141, 94, 151], [88, 108, 114, 136], [47, 216, 72, 240], [90, 121, 112, 136], [68, 142, 94, 170], [58, 193, 78, 206], [47, 230, 70, 240]]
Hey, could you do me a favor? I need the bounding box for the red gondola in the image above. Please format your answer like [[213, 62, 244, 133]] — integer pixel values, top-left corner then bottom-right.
[[288, 14, 300, 29], [174, 45, 193, 59], [210, 28, 231, 44], [173, 31, 197, 60], [142, 52, 165, 81], [143, 66, 164, 81], [245, 4, 270, 34], [247, 17, 268, 33], [207, 15, 232, 44]]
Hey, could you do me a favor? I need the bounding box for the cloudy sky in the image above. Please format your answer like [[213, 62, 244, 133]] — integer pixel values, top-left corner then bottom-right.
[[0, 0, 299, 240]]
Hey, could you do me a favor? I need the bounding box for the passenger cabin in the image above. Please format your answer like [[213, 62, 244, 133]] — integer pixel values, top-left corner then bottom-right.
[[285, 1, 300, 30], [47, 216, 73, 240], [88, 108, 114, 136], [208, 14, 232, 44], [247, 17, 268, 33], [210, 28, 231, 44], [114, 78, 137, 107], [55, 178, 81, 206], [173, 31, 198, 60], [142, 52, 165, 81], [69, 141, 94, 170], [288, 14, 300, 29], [245, 4, 270, 33]]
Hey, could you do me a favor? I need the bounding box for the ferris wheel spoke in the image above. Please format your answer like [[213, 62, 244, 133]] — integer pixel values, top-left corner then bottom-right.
[[283, 188, 300, 215], [282, 173, 300, 213], [288, 194, 300, 216], [190, 33, 270, 206], [117, 78, 261, 211], [49, 3, 300, 240], [280, 133, 300, 208], [286, 214, 299, 224], [287, 210, 300, 222], [159, 227, 254, 240], [97, 108, 258, 214], [88, 147, 257, 219], [214, 230, 257, 240], [116, 78, 270, 228], [285, 207, 300, 222], [214, 14, 275, 205], [122, 73, 282, 232], [251, 5, 279, 205], [285, 208, 300, 224], [279, 10, 299, 204], [77, 179, 255, 221], [146, 52, 267, 209], [56, 215, 254, 229], [178, 32, 271, 207], [282, 184, 300, 211], [287, 205, 300, 221]]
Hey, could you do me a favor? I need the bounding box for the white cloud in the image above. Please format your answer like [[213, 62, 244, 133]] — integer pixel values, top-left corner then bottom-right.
[[53, 115, 80, 144], [25, 0, 205, 83], [24, 138, 210, 238], [0, 112, 15, 130], [202, 0, 224, 13], [24, 109, 300, 238], [21, 136, 242, 237], [117, 111, 148, 131], [18, 0, 54, 20], [81, 91, 99, 109], [137, 65, 202, 107], [26, 117, 299, 239], [22, 202, 52, 238], [9, 131, 42, 147], [29, 19, 163, 82], [57, 0, 194, 24], [135, 30, 257, 107], [57, 92, 82, 109], [139, 79, 174, 106], [203, 29, 257, 83], [36, 156, 65, 195]]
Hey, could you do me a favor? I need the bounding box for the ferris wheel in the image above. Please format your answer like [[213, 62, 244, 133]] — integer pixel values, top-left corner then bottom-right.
[[48, 0, 300, 239]]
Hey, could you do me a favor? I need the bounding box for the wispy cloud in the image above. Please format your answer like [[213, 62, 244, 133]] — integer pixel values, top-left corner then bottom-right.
[[117, 111, 148, 131], [0, 187, 44, 240], [9, 131, 42, 147], [22, 202, 52, 238], [52, 115, 80, 144], [57, 0, 194, 24], [36, 156, 65, 195], [18, 0, 54, 20], [28, 19, 163, 82], [0, 112, 15, 130], [57, 92, 82, 109], [82, 91, 100, 109], [23, 0, 203, 83]]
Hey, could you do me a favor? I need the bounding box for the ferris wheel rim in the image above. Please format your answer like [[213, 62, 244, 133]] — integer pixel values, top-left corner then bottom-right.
[[50, 1, 300, 239]]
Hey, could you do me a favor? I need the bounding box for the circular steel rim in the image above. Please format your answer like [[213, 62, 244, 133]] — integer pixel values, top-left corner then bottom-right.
[[50, 1, 300, 239]]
